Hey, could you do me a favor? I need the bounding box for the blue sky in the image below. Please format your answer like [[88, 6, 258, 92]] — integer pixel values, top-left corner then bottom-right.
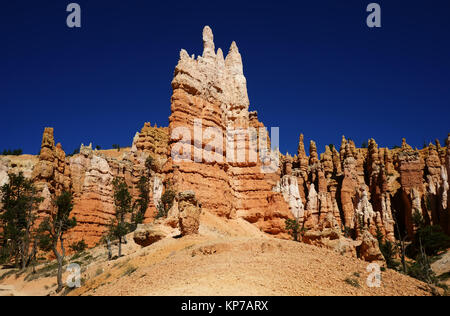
[[1, 0, 449, 155]]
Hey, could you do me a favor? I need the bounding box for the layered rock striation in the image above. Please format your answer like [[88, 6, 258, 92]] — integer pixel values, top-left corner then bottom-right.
[[165, 26, 291, 236], [0, 27, 449, 258]]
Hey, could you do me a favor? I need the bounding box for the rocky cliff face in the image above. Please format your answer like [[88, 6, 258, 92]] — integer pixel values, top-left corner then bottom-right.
[[164, 26, 290, 237], [1, 27, 449, 256], [14, 129, 167, 247], [283, 134, 450, 242]]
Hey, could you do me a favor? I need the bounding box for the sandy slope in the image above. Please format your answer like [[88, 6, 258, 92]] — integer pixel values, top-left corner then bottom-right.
[[67, 212, 430, 296], [0, 211, 431, 296]]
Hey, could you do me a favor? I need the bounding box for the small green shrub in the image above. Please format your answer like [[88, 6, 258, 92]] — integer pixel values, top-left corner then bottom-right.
[[122, 265, 137, 277], [1, 149, 23, 156], [112, 144, 121, 152], [376, 226, 399, 270], [407, 255, 437, 284], [344, 277, 360, 288], [145, 156, 155, 173], [69, 240, 88, 254], [438, 271, 450, 282], [155, 188, 176, 219], [285, 218, 305, 242], [343, 226, 351, 238], [407, 211, 450, 257], [0, 269, 19, 281]]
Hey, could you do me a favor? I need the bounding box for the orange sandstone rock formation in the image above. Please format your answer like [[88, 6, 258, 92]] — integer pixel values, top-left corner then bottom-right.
[[165, 26, 291, 236], [0, 27, 449, 260]]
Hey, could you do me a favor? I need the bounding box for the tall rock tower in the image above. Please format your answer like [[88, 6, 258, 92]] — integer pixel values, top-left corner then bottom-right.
[[166, 26, 291, 235]]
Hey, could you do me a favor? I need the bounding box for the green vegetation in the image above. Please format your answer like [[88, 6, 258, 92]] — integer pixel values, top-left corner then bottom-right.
[[407, 211, 450, 258], [343, 226, 352, 238], [37, 191, 77, 293], [407, 249, 437, 285], [410, 225, 450, 257], [344, 277, 360, 288], [122, 265, 137, 277], [357, 214, 365, 234], [107, 177, 133, 258], [285, 218, 307, 242], [156, 187, 176, 219], [129, 156, 155, 228], [375, 209, 449, 295], [0, 268, 20, 281], [70, 250, 89, 261], [0, 172, 43, 269], [285, 218, 300, 241], [376, 226, 399, 270], [385, 210, 450, 292], [69, 239, 88, 254], [103, 170, 156, 260], [24, 261, 62, 282], [145, 156, 155, 174], [112, 144, 121, 152], [1, 149, 23, 156], [131, 176, 150, 230], [438, 271, 450, 282]]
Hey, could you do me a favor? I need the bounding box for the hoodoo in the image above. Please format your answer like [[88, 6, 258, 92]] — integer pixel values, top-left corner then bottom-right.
[[0, 27, 449, 260]]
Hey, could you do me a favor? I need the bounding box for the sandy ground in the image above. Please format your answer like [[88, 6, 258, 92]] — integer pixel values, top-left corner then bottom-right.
[[1, 211, 432, 296], [0, 273, 56, 296], [73, 236, 430, 296]]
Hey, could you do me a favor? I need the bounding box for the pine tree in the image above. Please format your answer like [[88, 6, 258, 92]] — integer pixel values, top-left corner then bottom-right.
[[0, 172, 42, 269], [37, 191, 76, 292], [110, 177, 132, 258], [131, 176, 150, 230]]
